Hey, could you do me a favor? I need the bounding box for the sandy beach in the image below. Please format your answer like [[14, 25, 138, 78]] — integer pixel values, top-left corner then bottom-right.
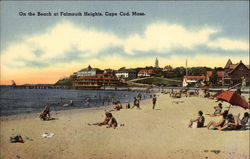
[[0, 94, 249, 159]]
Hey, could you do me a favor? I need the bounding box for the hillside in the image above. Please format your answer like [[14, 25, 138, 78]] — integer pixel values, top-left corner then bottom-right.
[[129, 77, 182, 87], [54, 78, 73, 86]]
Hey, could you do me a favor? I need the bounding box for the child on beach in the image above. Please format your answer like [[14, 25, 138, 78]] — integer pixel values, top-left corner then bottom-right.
[[91, 112, 112, 126], [152, 94, 157, 109], [107, 116, 118, 129], [188, 111, 205, 128]]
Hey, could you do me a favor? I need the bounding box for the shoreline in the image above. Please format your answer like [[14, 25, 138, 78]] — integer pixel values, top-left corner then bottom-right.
[[0, 98, 152, 121]]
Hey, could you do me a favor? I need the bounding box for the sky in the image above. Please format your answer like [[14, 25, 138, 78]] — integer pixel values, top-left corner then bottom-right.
[[0, 1, 249, 85]]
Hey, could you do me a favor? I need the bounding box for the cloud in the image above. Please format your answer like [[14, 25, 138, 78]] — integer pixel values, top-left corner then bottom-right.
[[1, 20, 249, 73], [206, 38, 249, 51], [1, 20, 123, 68], [124, 22, 219, 54]]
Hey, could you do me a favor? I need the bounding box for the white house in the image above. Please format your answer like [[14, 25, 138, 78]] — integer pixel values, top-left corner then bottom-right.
[[183, 75, 205, 87], [76, 65, 103, 77], [115, 69, 137, 80]]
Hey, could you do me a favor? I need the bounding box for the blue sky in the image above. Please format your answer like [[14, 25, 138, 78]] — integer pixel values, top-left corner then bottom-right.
[[0, 1, 249, 84]]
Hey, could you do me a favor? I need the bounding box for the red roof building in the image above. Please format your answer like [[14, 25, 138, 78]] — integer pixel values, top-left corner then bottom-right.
[[138, 69, 155, 77], [206, 71, 223, 78], [223, 59, 250, 86], [73, 74, 120, 89]]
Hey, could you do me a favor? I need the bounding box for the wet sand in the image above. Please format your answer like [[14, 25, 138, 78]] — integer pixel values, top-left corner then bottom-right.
[[0, 94, 249, 159]]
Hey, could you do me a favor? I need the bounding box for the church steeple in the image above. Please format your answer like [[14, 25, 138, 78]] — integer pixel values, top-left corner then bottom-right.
[[155, 57, 159, 68]]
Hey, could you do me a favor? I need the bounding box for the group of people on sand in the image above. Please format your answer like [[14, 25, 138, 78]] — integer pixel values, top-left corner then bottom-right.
[[169, 88, 200, 98], [188, 104, 249, 131], [38, 92, 156, 127], [89, 93, 157, 129]]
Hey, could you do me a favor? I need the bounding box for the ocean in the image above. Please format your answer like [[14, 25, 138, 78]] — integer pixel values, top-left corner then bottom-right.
[[0, 87, 150, 116]]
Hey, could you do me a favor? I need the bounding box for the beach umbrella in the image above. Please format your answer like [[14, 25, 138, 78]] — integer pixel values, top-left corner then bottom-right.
[[215, 90, 250, 110]]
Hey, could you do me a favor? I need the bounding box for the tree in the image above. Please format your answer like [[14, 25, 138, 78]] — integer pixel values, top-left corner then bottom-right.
[[210, 69, 218, 87]]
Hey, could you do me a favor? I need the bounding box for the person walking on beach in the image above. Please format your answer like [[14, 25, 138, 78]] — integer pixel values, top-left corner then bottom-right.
[[138, 93, 142, 101], [152, 94, 157, 109], [131, 97, 141, 109]]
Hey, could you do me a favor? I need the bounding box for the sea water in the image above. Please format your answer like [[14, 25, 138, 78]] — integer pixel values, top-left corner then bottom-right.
[[0, 87, 150, 116]]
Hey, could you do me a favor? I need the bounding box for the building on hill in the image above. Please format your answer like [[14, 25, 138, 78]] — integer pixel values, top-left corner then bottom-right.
[[206, 71, 223, 85], [75, 65, 103, 77], [73, 74, 120, 89], [138, 69, 155, 77], [183, 75, 205, 87], [163, 65, 173, 72], [115, 69, 137, 80], [223, 60, 250, 86]]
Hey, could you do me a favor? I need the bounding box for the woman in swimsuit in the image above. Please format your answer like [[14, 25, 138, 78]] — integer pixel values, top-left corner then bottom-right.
[[219, 114, 242, 131], [188, 111, 205, 128], [206, 110, 228, 130]]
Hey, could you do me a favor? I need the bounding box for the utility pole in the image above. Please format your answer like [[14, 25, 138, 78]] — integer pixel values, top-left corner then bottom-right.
[[186, 59, 188, 76]]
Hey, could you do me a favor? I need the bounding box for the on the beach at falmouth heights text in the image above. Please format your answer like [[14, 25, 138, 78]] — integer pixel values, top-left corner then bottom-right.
[[19, 11, 146, 17]]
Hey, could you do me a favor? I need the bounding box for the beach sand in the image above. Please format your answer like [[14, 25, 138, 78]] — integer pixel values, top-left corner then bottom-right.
[[0, 94, 249, 159]]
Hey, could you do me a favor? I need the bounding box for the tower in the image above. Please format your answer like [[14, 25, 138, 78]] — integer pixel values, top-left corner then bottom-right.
[[155, 57, 159, 68]]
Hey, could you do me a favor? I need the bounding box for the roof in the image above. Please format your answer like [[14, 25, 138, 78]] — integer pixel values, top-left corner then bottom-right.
[[116, 69, 136, 73], [138, 69, 154, 74], [78, 65, 102, 72], [224, 59, 233, 69], [228, 62, 249, 74], [229, 64, 238, 70], [206, 71, 223, 78], [183, 76, 205, 80], [77, 74, 117, 80]]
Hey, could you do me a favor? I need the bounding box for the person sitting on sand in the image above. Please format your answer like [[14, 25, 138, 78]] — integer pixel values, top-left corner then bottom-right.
[[92, 112, 112, 126], [39, 105, 51, 121], [241, 112, 249, 127], [206, 110, 228, 130], [219, 114, 242, 131], [107, 116, 118, 129], [188, 111, 205, 128], [208, 103, 223, 116], [114, 102, 122, 111]]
